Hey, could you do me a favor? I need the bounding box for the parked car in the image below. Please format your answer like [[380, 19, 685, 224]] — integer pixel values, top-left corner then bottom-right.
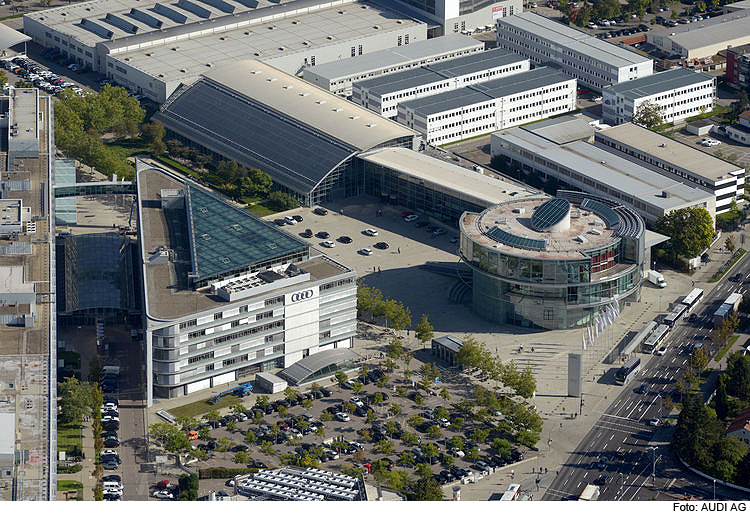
[[335, 412, 351, 422], [315, 231, 330, 239], [313, 207, 328, 215], [337, 236, 352, 244], [320, 387, 332, 397], [358, 248, 373, 256], [153, 489, 174, 500], [363, 228, 379, 236], [373, 242, 389, 250], [321, 240, 336, 248], [300, 229, 313, 238], [404, 214, 419, 222], [292, 215, 303, 222]]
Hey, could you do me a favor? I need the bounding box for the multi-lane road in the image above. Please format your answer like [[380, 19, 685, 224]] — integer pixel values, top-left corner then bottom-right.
[[544, 251, 750, 501]]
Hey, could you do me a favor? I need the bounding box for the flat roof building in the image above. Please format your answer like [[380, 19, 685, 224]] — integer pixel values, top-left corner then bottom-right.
[[392, 0, 522, 35], [396, 66, 576, 145], [0, 88, 57, 500], [602, 68, 716, 125], [496, 12, 653, 90], [24, 0, 428, 103], [154, 59, 418, 206], [594, 123, 744, 215], [459, 193, 645, 329], [646, 11, 750, 60], [352, 48, 529, 117], [136, 161, 357, 403], [491, 117, 716, 225], [303, 33, 485, 96]]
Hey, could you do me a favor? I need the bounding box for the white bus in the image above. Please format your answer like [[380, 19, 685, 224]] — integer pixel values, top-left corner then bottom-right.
[[680, 288, 704, 313], [500, 483, 520, 501], [663, 304, 687, 328], [642, 324, 670, 354]]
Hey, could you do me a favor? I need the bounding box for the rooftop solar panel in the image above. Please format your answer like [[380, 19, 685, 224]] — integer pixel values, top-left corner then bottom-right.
[[530, 198, 570, 231], [486, 226, 546, 250], [581, 198, 620, 228]]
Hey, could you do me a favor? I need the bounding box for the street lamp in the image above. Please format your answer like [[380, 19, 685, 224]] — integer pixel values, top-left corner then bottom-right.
[[713, 479, 716, 501]]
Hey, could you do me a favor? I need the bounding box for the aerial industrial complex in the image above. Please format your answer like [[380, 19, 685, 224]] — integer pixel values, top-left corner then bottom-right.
[[647, 10, 750, 60], [0, 87, 57, 500]]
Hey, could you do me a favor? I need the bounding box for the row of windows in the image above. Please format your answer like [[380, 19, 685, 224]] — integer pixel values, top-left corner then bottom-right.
[[214, 320, 283, 345], [188, 351, 214, 364], [180, 319, 197, 330], [321, 277, 354, 291]]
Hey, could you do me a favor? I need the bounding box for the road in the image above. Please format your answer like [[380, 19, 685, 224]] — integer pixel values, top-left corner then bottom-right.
[[543, 248, 750, 501]]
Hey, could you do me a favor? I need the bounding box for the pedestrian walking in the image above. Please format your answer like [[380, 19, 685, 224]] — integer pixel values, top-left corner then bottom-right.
[[398, 247, 400, 254]]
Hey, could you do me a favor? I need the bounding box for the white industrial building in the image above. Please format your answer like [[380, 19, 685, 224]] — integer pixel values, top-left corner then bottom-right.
[[491, 116, 716, 225], [602, 68, 716, 125], [397, 67, 576, 145], [302, 33, 484, 96], [392, 0, 522, 36], [495, 12, 653, 90], [23, 0, 428, 103], [137, 162, 358, 403], [594, 123, 745, 214], [352, 47, 528, 117], [647, 11, 750, 60]]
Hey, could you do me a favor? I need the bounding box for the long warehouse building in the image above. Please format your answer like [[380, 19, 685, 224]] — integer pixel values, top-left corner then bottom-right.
[[303, 33, 485, 97], [490, 116, 716, 225], [647, 11, 750, 60], [24, 0, 428, 103], [495, 12, 653, 90], [397, 67, 576, 145], [352, 47, 529, 117], [154, 60, 418, 206]]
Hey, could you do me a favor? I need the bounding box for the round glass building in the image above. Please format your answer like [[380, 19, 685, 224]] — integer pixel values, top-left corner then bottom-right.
[[459, 192, 645, 329]]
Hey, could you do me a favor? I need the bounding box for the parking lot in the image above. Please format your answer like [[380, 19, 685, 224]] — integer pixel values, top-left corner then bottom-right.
[[161, 360, 531, 498], [668, 128, 750, 169]]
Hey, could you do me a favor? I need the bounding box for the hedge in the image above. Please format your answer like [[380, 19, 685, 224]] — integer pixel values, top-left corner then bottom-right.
[[198, 467, 259, 479], [57, 464, 82, 474]]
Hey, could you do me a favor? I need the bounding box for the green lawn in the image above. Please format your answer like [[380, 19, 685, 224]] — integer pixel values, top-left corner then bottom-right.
[[103, 137, 151, 159], [246, 203, 280, 217], [57, 480, 83, 491], [167, 394, 242, 419], [715, 335, 739, 363], [155, 155, 203, 179], [57, 422, 83, 457]]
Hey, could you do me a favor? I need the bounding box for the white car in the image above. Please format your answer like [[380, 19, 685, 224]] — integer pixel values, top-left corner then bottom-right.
[[321, 240, 335, 248], [656, 347, 666, 356], [100, 449, 118, 457], [358, 248, 373, 256], [284, 216, 297, 225], [152, 489, 174, 500], [363, 228, 379, 236], [701, 138, 721, 147], [404, 214, 419, 222], [335, 412, 351, 422], [349, 396, 364, 407], [648, 418, 660, 427]]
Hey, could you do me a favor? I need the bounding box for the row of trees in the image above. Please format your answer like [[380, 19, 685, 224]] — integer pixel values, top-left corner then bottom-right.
[[211, 160, 272, 201], [457, 336, 537, 399], [54, 86, 146, 180], [356, 282, 412, 331]]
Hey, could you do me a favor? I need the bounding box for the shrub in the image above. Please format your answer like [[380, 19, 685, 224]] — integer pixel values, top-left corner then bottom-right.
[[198, 467, 257, 479]]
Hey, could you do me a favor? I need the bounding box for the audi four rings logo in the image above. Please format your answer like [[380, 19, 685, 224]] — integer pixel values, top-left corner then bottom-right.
[[290, 290, 314, 302]]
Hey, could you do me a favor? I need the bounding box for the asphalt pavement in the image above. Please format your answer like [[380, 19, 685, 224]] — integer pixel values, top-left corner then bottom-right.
[[543, 243, 750, 501]]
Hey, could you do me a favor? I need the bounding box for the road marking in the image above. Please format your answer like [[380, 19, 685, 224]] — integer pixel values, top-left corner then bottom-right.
[[610, 434, 615, 440], [603, 443, 608, 450], [682, 359, 687, 365], [563, 479, 568, 486], [584, 472, 588, 478]]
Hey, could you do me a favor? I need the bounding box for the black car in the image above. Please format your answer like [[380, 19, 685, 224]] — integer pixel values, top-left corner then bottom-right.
[[593, 474, 609, 486], [315, 231, 330, 239], [373, 242, 389, 250], [231, 444, 249, 452], [292, 215, 303, 222], [320, 387, 332, 397], [300, 229, 313, 238], [103, 422, 119, 431], [103, 437, 120, 448], [730, 273, 742, 282], [103, 474, 121, 483], [313, 207, 328, 216], [635, 384, 647, 394], [274, 218, 287, 226]]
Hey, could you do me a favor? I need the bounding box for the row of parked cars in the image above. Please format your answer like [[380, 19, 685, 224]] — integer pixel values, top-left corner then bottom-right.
[[1, 56, 84, 96]]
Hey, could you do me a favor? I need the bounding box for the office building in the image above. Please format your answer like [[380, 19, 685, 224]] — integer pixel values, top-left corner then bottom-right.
[[303, 33, 484, 97], [24, 0, 427, 103], [594, 123, 744, 214], [725, 43, 750, 91], [646, 11, 750, 60], [491, 116, 716, 225], [0, 87, 57, 500], [136, 161, 357, 404], [496, 12, 653, 89], [722, 111, 750, 146], [352, 48, 529, 117], [393, 0, 521, 36], [602, 68, 716, 125], [396, 67, 576, 144], [154, 60, 418, 206], [459, 193, 645, 329]]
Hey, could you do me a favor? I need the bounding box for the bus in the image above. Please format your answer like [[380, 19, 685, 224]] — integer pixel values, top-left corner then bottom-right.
[[663, 304, 687, 328], [500, 484, 520, 501], [680, 288, 704, 313], [615, 357, 641, 385], [642, 324, 669, 354]]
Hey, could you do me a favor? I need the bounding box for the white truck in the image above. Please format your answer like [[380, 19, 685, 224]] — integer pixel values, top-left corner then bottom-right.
[[648, 270, 667, 288], [579, 484, 600, 501]]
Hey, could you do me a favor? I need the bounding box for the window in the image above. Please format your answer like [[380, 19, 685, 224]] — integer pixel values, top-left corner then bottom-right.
[[205, 364, 215, 372], [273, 344, 285, 353], [398, 36, 402, 46], [404, 35, 409, 45], [256, 310, 273, 321], [239, 305, 248, 313], [214, 312, 223, 320], [358, 45, 363, 55], [351, 46, 356, 57], [311, 55, 316, 66], [188, 351, 214, 364], [188, 329, 205, 339], [223, 354, 248, 367], [265, 296, 283, 307], [180, 319, 197, 330], [320, 330, 331, 340], [231, 320, 241, 328]]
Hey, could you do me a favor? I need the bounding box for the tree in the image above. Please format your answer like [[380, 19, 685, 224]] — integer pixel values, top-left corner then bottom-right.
[[320, 411, 334, 422], [470, 428, 490, 444], [0, 70, 7, 88], [427, 425, 442, 439], [352, 382, 364, 395], [398, 451, 415, 467], [449, 436, 464, 451], [516, 429, 541, 448], [266, 191, 299, 211], [440, 388, 450, 401], [663, 396, 675, 414], [234, 451, 251, 465], [408, 477, 444, 501], [260, 441, 276, 456], [366, 409, 378, 423], [198, 428, 211, 441], [189, 448, 209, 461], [727, 352, 750, 400], [245, 430, 258, 444], [690, 346, 709, 373], [203, 410, 221, 422], [178, 473, 199, 501], [400, 432, 419, 446], [465, 446, 480, 461], [376, 439, 394, 454], [94, 484, 103, 501], [58, 377, 94, 424], [632, 101, 664, 129], [149, 423, 191, 456], [415, 463, 433, 479], [141, 121, 165, 151], [655, 208, 715, 260], [441, 453, 454, 466], [725, 235, 737, 255], [491, 438, 512, 456], [389, 404, 402, 417], [414, 314, 434, 349], [422, 443, 439, 464], [278, 405, 289, 418], [225, 419, 237, 432], [284, 387, 299, 402], [216, 438, 236, 452]]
